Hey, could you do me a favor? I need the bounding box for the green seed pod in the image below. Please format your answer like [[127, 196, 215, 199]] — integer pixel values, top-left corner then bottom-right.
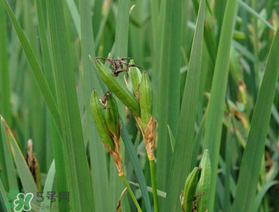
[[182, 167, 202, 212], [129, 59, 142, 93], [196, 149, 211, 212], [139, 71, 153, 130], [90, 90, 115, 151], [95, 60, 140, 117], [105, 92, 120, 139]]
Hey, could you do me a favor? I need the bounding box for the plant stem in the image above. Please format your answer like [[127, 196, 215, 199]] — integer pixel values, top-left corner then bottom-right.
[[149, 159, 159, 212], [120, 175, 143, 212]]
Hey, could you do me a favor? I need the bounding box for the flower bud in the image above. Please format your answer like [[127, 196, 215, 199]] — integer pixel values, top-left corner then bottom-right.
[[196, 149, 211, 212], [182, 167, 202, 212], [128, 59, 142, 94], [105, 92, 120, 140], [139, 71, 153, 130], [90, 90, 115, 151]]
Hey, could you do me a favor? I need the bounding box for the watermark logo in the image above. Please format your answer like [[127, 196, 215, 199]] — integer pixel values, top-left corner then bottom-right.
[[5, 190, 70, 211], [13, 193, 34, 212], [5, 190, 34, 212]]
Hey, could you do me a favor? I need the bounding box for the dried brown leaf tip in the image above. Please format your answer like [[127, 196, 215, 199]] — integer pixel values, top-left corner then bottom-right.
[[143, 116, 157, 161], [116, 187, 128, 212], [25, 139, 41, 190], [95, 57, 143, 77], [104, 140, 123, 176]]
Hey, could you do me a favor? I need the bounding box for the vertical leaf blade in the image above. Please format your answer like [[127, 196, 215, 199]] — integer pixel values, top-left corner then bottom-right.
[[46, 0, 94, 211], [232, 27, 279, 212], [164, 0, 205, 210], [157, 0, 182, 193], [203, 0, 237, 210]]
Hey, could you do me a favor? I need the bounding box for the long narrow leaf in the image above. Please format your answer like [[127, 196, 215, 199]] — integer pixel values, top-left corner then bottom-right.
[[0, 116, 18, 191], [79, 0, 110, 210], [1, 0, 60, 132], [203, 0, 237, 210], [121, 120, 152, 212], [232, 27, 279, 212], [46, 0, 94, 211], [164, 1, 205, 210], [157, 0, 182, 193], [1, 117, 38, 198]]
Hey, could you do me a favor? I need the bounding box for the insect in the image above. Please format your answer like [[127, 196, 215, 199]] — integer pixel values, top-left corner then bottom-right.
[[96, 57, 143, 77], [99, 91, 111, 109]]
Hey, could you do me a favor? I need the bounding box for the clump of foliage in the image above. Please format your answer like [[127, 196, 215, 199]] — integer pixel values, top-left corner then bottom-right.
[[0, 0, 279, 211]]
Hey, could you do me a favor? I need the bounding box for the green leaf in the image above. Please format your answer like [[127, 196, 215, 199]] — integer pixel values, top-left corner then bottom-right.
[[167, 125, 175, 153], [121, 120, 152, 212], [0, 0, 11, 126], [1, 0, 60, 132], [1, 117, 38, 198], [79, 0, 111, 210], [157, 0, 183, 193], [46, 0, 94, 211], [41, 161, 56, 212], [65, 0, 81, 37], [203, 0, 237, 210], [232, 27, 279, 212], [0, 116, 18, 192], [164, 0, 205, 211], [253, 181, 279, 212], [237, 0, 275, 32], [0, 179, 12, 212]]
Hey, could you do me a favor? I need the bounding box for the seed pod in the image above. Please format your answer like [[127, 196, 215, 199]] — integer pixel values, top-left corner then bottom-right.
[[139, 71, 153, 130], [182, 167, 202, 212], [196, 149, 211, 212], [105, 92, 120, 140], [128, 59, 142, 94], [90, 90, 115, 151], [95, 60, 140, 117]]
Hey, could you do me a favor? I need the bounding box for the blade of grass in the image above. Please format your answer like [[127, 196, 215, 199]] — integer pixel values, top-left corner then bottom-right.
[[1, 0, 61, 132], [203, 0, 237, 211], [36, 2, 69, 209], [253, 181, 279, 212], [1, 117, 38, 198], [66, 0, 81, 38], [0, 117, 19, 191], [112, 0, 132, 210], [114, 0, 130, 58], [0, 0, 12, 126], [164, 1, 205, 211], [50, 120, 68, 212], [41, 161, 55, 212], [232, 27, 279, 212], [237, 0, 276, 32], [79, 0, 110, 210], [46, 0, 94, 211], [121, 119, 152, 212], [36, 0, 56, 96], [0, 179, 12, 212], [157, 0, 182, 193]]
